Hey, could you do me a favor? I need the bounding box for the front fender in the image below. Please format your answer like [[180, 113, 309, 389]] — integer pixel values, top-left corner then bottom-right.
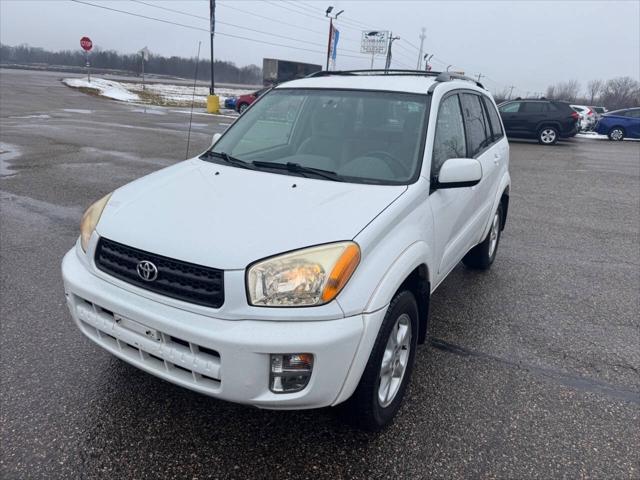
[[364, 241, 433, 313]]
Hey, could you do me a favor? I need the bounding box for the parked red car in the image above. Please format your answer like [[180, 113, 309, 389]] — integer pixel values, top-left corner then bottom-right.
[[236, 87, 269, 113]]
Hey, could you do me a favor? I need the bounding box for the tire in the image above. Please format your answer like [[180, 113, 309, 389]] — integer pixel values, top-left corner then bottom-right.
[[463, 204, 503, 270], [343, 290, 419, 431], [238, 103, 248, 113], [538, 126, 559, 145], [608, 127, 625, 141]]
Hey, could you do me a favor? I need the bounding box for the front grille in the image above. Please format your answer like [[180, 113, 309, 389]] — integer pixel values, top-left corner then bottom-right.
[[95, 237, 224, 308]]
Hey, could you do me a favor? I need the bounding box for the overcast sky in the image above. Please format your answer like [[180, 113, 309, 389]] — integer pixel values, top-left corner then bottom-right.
[[1, 0, 639, 96]]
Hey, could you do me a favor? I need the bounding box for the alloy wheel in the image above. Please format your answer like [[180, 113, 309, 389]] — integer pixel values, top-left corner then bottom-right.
[[488, 211, 500, 258], [540, 128, 557, 144], [378, 313, 412, 408]]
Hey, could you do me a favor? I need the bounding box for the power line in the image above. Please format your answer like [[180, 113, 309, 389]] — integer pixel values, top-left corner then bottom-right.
[[216, 1, 326, 36], [129, 0, 206, 21], [128, 0, 344, 51], [69, 0, 368, 60]]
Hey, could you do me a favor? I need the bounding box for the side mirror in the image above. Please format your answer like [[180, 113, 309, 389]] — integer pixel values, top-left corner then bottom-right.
[[434, 158, 482, 189], [211, 132, 222, 147]]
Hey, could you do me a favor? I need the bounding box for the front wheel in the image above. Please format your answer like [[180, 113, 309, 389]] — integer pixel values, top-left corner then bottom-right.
[[609, 127, 625, 141], [343, 290, 418, 431], [463, 204, 503, 270], [538, 126, 558, 145], [238, 103, 249, 113]]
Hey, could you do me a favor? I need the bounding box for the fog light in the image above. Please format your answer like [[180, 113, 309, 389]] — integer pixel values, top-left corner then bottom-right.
[[270, 353, 314, 393]]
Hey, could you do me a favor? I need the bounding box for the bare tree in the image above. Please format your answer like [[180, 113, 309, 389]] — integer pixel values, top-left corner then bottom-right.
[[545, 85, 556, 99], [586, 79, 604, 104], [491, 87, 511, 104], [599, 77, 640, 110], [555, 80, 581, 102]]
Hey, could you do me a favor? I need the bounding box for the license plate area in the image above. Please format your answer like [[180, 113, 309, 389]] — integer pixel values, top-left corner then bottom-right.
[[114, 314, 161, 342]]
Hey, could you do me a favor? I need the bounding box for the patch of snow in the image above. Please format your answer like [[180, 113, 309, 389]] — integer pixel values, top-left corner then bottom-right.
[[126, 83, 252, 106], [63, 77, 140, 102], [575, 132, 639, 142]]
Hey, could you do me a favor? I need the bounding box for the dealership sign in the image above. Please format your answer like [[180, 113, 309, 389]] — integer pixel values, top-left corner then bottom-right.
[[360, 31, 389, 55]]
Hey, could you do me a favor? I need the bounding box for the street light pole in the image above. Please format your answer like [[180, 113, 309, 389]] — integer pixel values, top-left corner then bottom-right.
[[417, 27, 425, 70], [325, 6, 343, 71], [207, 0, 219, 113], [384, 34, 399, 72], [209, 0, 215, 95]]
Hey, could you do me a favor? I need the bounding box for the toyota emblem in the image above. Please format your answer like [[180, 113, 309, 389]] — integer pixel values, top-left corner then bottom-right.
[[136, 260, 158, 281]]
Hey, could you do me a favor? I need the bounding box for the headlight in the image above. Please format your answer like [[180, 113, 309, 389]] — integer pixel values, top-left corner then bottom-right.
[[80, 193, 112, 252], [247, 242, 360, 307]]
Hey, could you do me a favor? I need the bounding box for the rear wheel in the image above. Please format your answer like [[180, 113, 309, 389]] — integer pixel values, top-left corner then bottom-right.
[[343, 290, 418, 431], [463, 204, 503, 270], [608, 127, 625, 141], [538, 126, 558, 145], [238, 103, 249, 113]]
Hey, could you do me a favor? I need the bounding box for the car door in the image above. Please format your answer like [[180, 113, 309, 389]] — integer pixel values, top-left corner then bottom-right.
[[498, 101, 522, 135], [428, 92, 479, 281], [627, 109, 640, 137], [459, 92, 497, 244], [520, 101, 549, 133], [482, 95, 508, 199]]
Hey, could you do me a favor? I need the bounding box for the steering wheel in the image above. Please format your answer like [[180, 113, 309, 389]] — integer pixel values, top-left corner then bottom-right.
[[363, 151, 410, 178]]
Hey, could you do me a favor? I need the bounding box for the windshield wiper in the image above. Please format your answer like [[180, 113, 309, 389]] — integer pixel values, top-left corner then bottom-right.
[[202, 150, 257, 170], [252, 161, 343, 182]]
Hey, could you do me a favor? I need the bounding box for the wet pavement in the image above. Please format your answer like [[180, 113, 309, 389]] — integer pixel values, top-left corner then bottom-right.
[[1, 68, 639, 479]]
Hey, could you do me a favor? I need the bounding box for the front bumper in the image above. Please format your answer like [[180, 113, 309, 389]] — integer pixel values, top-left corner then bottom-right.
[[62, 248, 365, 409]]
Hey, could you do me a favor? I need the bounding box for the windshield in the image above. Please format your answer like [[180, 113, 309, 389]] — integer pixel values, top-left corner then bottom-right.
[[205, 88, 429, 185]]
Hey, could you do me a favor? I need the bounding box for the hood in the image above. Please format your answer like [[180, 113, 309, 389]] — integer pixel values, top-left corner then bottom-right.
[[97, 159, 406, 270]]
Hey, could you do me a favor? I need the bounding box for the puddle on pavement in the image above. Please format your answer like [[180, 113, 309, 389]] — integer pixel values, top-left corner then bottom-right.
[[0, 142, 22, 177]]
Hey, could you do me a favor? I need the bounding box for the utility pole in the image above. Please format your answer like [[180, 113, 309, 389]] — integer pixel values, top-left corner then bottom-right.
[[416, 27, 426, 70], [325, 6, 343, 71], [384, 34, 400, 72], [508, 85, 515, 99], [207, 0, 219, 113]]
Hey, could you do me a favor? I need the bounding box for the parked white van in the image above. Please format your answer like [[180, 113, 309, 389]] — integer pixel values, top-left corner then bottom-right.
[[62, 70, 510, 430]]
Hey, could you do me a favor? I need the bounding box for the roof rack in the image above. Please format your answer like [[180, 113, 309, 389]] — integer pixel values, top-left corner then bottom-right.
[[306, 69, 485, 89]]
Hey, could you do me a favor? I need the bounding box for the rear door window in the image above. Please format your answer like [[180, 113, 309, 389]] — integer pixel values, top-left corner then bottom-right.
[[522, 102, 548, 113], [499, 102, 521, 113], [460, 93, 492, 157]]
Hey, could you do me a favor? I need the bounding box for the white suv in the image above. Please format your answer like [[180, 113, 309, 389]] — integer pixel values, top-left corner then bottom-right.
[[62, 70, 510, 430]]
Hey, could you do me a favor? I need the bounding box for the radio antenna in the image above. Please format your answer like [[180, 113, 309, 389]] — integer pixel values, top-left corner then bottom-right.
[[185, 41, 202, 160]]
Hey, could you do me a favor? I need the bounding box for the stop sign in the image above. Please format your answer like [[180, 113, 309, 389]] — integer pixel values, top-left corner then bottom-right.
[[80, 36, 93, 51]]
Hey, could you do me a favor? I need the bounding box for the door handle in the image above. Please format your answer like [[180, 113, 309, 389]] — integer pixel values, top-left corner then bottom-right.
[[493, 153, 500, 165]]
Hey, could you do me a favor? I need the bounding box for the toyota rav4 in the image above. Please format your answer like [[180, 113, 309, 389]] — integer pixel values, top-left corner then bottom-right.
[[62, 70, 511, 430]]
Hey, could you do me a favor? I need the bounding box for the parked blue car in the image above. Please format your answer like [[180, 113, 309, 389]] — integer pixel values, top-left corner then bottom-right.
[[595, 107, 640, 141], [224, 96, 237, 110]]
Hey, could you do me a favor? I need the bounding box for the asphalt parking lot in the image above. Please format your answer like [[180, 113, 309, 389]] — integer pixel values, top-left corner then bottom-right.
[[1, 68, 639, 479]]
